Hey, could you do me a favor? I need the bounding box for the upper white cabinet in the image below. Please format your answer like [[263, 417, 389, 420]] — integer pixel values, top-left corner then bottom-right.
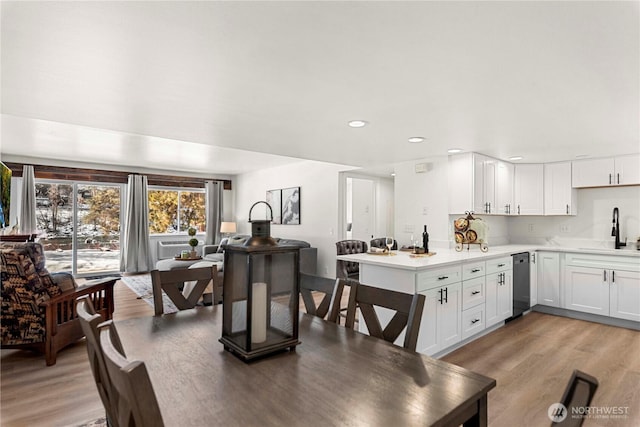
[[449, 153, 513, 215], [514, 164, 544, 215], [495, 161, 514, 215], [544, 162, 577, 215], [572, 154, 640, 188]]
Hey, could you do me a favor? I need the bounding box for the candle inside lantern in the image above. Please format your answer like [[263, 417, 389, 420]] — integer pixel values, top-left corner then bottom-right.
[[251, 282, 267, 343]]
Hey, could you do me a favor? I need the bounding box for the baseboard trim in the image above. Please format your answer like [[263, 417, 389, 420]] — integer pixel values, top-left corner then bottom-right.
[[532, 305, 640, 331]]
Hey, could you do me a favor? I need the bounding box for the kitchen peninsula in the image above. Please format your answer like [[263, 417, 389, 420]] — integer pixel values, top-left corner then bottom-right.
[[337, 245, 640, 357]]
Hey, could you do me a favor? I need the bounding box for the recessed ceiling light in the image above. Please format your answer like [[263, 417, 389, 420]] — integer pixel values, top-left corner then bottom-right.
[[408, 137, 425, 143], [348, 120, 368, 128], [447, 148, 463, 154], [509, 156, 523, 161]]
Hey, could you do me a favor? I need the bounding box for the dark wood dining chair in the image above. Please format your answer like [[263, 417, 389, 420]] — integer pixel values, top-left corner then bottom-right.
[[551, 370, 599, 426], [150, 265, 218, 315], [99, 320, 165, 427], [345, 282, 425, 351], [299, 273, 344, 322], [76, 296, 125, 427]]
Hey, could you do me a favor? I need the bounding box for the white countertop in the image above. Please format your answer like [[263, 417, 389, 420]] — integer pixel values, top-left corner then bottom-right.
[[337, 244, 640, 271]]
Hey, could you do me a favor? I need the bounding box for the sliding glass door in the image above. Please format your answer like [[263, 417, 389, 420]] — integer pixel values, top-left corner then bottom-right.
[[35, 180, 123, 276]]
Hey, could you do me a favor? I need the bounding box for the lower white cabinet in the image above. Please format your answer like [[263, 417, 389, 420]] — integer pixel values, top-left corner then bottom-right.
[[486, 269, 513, 327], [461, 304, 485, 339], [418, 283, 462, 355], [610, 269, 640, 321], [564, 266, 610, 316], [537, 252, 560, 307], [565, 265, 640, 321]]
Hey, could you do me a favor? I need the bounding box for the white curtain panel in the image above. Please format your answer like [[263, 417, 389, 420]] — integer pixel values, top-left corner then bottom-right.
[[120, 174, 151, 273], [205, 180, 223, 245], [19, 165, 37, 233]]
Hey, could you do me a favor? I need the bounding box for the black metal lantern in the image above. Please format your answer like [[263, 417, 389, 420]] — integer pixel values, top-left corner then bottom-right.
[[219, 201, 300, 361]]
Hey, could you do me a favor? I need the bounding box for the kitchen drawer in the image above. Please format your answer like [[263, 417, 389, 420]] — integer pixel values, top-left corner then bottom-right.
[[462, 276, 485, 310], [462, 304, 485, 340], [462, 261, 485, 281], [486, 256, 512, 275], [417, 264, 462, 292]]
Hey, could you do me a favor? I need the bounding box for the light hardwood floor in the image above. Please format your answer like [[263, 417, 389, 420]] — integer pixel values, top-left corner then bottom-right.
[[1, 281, 639, 426]]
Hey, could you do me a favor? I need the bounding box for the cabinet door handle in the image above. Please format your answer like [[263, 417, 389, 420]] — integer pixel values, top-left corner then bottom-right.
[[471, 268, 481, 273], [517, 205, 521, 215], [612, 270, 615, 283], [617, 173, 620, 184], [498, 263, 505, 267], [471, 319, 480, 324], [471, 290, 481, 295], [444, 287, 448, 303], [438, 276, 448, 280], [438, 288, 443, 304], [488, 202, 491, 214], [532, 253, 536, 263], [604, 270, 607, 282], [609, 173, 612, 185], [566, 204, 569, 214]]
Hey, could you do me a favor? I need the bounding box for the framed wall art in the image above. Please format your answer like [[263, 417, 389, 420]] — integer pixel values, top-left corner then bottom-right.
[[266, 189, 282, 224], [281, 186, 300, 225]]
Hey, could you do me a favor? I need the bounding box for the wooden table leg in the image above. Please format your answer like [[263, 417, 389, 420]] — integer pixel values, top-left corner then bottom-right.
[[463, 395, 488, 427]]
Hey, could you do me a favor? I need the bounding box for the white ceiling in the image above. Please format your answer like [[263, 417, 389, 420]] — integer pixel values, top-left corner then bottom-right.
[[1, 1, 638, 176]]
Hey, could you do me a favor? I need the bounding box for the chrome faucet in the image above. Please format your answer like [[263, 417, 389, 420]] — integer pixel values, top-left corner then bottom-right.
[[612, 207, 627, 249]]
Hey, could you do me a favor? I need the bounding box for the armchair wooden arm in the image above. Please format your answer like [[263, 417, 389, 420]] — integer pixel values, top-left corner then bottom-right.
[[39, 277, 117, 365]]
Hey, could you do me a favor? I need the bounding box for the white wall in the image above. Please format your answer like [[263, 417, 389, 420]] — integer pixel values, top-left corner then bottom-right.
[[509, 186, 640, 249], [376, 177, 395, 237], [234, 160, 348, 278], [394, 157, 451, 248]]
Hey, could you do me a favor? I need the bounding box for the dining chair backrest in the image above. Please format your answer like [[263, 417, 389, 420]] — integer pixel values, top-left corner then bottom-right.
[[150, 265, 218, 315], [335, 240, 367, 280], [551, 370, 599, 427], [299, 273, 344, 322], [99, 320, 165, 427], [76, 295, 125, 426], [344, 281, 425, 351]]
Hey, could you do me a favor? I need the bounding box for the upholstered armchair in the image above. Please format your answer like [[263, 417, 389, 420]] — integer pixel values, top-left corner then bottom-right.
[[335, 240, 368, 280], [370, 237, 398, 250], [1, 242, 117, 365]]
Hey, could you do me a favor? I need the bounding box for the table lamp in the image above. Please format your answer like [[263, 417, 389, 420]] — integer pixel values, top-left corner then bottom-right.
[[220, 221, 237, 238]]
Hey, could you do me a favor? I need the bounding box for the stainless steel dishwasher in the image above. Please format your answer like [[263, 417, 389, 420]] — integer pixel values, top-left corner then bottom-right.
[[509, 252, 530, 320]]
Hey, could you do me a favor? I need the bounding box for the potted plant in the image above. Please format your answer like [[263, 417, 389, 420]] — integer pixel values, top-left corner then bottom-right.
[[188, 227, 198, 258]]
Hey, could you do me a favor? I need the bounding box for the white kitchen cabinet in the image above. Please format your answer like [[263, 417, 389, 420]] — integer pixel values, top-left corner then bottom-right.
[[564, 266, 610, 316], [537, 252, 560, 307], [572, 154, 640, 188], [449, 152, 511, 215], [514, 164, 544, 215], [461, 304, 485, 340], [496, 160, 514, 215], [417, 283, 462, 355], [544, 162, 577, 215], [485, 261, 513, 327], [564, 253, 640, 321], [610, 269, 640, 322]]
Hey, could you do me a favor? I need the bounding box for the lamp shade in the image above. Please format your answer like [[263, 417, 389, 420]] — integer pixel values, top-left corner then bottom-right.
[[220, 222, 237, 234]]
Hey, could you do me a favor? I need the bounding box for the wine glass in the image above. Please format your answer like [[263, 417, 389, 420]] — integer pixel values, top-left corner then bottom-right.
[[385, 237, 394, 255]]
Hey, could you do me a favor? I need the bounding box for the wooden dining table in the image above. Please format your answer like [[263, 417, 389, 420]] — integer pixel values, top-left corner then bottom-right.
[[115, 306, 496, 427]]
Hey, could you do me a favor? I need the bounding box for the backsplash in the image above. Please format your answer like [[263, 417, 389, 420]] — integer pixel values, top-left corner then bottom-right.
[[509, 186, 640, 250]]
